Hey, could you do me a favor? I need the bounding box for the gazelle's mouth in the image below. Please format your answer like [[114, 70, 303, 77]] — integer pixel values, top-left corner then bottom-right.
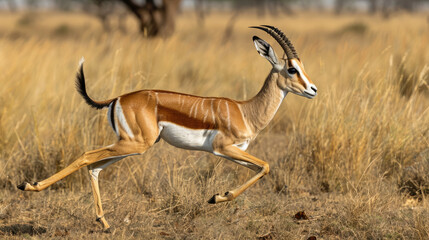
[[304, 90, 317, 99], [303, 84, 317, 99]]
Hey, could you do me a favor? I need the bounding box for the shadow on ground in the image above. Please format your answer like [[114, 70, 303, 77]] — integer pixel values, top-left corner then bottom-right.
[[0, 224, 47, 236]]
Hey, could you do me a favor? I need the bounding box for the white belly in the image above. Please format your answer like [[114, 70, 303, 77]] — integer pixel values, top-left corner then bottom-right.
[[158, 121, 218, 152]]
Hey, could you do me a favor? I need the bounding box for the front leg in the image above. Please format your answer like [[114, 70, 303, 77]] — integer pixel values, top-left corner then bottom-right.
[[208, 145, 269, 204]]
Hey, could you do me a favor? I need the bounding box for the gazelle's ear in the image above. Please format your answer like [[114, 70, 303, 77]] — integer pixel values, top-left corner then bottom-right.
[[253, 36, 280, 67]]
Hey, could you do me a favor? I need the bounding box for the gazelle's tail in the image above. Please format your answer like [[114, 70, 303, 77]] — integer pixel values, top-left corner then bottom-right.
[[75, 58, 115, 109]]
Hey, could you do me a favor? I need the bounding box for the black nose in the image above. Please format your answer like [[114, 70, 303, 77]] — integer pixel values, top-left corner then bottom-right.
[[311, 86, 317, 93]]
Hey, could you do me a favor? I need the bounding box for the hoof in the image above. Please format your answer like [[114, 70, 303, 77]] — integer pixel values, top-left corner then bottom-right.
[[17, 182, 28, 191], [96, 216, 110, 232], [208, 193, 219, 204], [17, 182, 39, 191]]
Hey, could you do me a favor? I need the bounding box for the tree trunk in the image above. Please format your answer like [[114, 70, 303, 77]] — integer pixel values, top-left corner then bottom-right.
[[395, 0, 416, 12], [6, 0, 17, 11], [368, 0, 378, 14], [159, 0, 181, 37], [195, 0, 205, 27], [381, 0, 391, 18], [335, 0, 346, 14], [120, 0, 181, 38]]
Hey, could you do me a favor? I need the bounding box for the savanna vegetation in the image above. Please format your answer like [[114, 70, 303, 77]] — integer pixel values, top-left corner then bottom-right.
[[0, 9, 428, 239]]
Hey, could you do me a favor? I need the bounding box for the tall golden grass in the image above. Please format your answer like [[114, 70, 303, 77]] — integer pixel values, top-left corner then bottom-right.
[[0, 10, 428, 238]]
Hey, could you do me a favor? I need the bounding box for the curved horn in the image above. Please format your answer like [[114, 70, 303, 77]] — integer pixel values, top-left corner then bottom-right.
[[261, 25, 298, 59], [249, 25, 298, 60]]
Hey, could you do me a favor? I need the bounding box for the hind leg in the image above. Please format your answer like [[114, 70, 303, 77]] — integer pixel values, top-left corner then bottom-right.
[[17, 140, 145, 192], [87, 141, 153, 231], [88, 158, 124, 231]]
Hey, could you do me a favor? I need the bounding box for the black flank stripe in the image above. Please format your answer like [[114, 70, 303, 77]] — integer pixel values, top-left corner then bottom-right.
[[110, 99, 117, 133]]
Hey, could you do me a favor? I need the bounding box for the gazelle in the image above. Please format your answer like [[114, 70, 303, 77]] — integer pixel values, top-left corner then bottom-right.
[[17, 25, 317, 231]]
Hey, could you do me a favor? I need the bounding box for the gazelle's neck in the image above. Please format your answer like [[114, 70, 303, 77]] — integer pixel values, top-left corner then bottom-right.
[[241, 70, 286, 134]]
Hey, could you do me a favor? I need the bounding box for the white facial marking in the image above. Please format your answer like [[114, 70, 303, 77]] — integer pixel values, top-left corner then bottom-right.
[[290, 59, 317, 98], [158, 121, 218, 152], [116, 98, 135, 139], [291, 59, 310, 87]]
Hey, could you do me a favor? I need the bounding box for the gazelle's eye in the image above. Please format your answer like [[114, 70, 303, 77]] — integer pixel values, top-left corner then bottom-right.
[[287, 68, 297, 75]]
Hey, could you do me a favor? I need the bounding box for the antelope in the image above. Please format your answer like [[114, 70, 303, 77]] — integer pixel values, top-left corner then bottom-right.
[[17, 25, 317, 231]]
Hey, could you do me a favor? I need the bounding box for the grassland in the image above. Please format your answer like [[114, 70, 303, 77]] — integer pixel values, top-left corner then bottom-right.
[[0, 10, 428, 239]]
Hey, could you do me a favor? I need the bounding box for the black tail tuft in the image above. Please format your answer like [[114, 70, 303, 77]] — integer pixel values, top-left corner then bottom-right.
[[75, 60, 111, 109]]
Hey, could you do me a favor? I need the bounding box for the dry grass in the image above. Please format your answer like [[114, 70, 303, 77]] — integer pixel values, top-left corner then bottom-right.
[[0, 10, 428, 239]]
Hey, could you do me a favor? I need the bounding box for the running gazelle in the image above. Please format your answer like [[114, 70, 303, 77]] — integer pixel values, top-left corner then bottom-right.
[[17, 25, 317, 231]]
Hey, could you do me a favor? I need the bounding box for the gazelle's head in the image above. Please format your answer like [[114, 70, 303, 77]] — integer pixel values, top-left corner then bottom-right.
[[251, 25, 317, 99]]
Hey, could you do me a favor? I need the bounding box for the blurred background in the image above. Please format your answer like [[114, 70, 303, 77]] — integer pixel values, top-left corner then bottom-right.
[[0, 0, 428, 239], [1, 0, 429, 37]]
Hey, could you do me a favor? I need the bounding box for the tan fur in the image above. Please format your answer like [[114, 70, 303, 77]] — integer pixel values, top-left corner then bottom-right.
[[18, 53, 313, 230]]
